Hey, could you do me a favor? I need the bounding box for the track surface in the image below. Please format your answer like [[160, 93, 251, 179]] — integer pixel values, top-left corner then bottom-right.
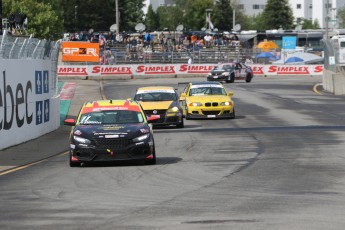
[[1, 76, 345, 230]]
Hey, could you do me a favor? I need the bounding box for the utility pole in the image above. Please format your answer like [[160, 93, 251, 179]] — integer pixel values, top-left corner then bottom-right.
[[325, 0, 329, 39], [0, 0, 2, 35], [115, 0, 119, 33]]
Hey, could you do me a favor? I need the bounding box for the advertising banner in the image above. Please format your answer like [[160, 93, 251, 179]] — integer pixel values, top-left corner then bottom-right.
[[0, 59, 60, 150], [62, 42, 100, 62], [58, 64, 323, 77]]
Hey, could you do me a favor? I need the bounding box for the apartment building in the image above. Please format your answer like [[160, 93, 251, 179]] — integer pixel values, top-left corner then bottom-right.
[[146, 0, 345, 29], [235, 0, 345, 29]]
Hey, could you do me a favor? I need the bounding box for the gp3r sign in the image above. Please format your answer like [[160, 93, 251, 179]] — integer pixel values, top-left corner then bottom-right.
[[62, 42, 100, 62]]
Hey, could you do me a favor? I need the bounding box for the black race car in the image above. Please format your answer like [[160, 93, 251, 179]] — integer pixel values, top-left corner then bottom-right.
[[207, 62, 253, 83], [64, 100, 158, 167]]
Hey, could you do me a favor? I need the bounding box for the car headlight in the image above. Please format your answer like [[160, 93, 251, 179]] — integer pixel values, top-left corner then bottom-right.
[[221, 101, 233, 106], [167, 106, 179, 113], [207, 73, 212, 76], [189, 102, 202, 107], [133, 134, 150, 142], [222, 72, 230, 76], [73, 136, 91, 144]]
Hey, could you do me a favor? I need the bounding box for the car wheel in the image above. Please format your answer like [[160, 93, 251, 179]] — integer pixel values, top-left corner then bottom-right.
[[230, 108, 235, 119], [245, 74, 252, 83], [185, 108, 190, 120], [146, 146, 156, 165], [176, 118, 184, 128], [69, 153, 80, 167], [226, 74, 235, 83]]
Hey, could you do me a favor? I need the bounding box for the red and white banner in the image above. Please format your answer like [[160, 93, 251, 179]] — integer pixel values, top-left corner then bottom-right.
[[57, 64, 324, 77]]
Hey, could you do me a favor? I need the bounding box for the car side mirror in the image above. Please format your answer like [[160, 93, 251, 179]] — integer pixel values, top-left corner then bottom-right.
[[64, 118, 76, 126], [227, 92, 234, 97]]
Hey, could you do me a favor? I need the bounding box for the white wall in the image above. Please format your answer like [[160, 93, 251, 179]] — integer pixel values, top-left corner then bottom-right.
[[0, 59, 60, 150]]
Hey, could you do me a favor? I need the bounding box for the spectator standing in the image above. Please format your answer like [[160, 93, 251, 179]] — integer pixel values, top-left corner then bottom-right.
[[144, 31, 153, 47], [191, 33, 197, 45], [204, 33, 212, 48], [98, 32, 106, 49]]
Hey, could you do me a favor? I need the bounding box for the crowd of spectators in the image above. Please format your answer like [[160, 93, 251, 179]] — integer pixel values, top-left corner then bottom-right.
[[63, 29, 242, 64]]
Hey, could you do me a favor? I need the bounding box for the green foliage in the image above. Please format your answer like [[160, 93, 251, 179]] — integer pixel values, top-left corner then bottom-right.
[[338, 7, 345, 28], [212, 0, 233, 31], [156, 6, 183, 31], [145, 4, 159, 31], [261, 0, 294, 30], [119, 0, 145, 32], [3, 0, 63, 39], [299, 19, 321, 29], [175, 0, 214, 31]]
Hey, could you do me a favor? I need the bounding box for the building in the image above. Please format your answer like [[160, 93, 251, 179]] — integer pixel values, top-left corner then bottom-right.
[[147, 0, 176, 12], [234, 0, 345, 29]]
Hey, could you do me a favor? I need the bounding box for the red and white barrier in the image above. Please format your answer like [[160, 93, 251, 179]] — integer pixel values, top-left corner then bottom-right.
[[58, 64, 324, 77]]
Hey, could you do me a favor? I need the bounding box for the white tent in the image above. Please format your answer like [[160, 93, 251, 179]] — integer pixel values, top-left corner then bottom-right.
[[273, 52, 324, 65]]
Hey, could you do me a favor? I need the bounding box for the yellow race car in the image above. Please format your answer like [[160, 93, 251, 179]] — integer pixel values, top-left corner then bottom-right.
[[133, 86, 184, 128], [179, 81, 235, 119]]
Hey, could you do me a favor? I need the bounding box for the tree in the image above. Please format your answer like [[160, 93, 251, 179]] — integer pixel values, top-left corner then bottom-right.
[[212, 0, 233, 31], [338, 7, 345, 28], [260, 0, 294, 30], [299, 19, 321, 30], [119, 0, 145, 32], [3, 0, 63, 39], [175, 0, 213, 31], [156, 6, 183, 31], [145, 4, 159, 31]]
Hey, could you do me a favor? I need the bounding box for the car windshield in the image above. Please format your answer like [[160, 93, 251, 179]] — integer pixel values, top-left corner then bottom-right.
[[79, 110, 144, 125], [214, 64, 235, 71], [189, 87, 226, 96], [134, 92, 177, 101]]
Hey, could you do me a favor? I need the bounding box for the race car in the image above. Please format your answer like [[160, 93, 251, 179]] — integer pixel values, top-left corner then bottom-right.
[[207, 62, 253, 83], [133, 86, 184, 128], [64, 99, 158, 167], [179, 81, 235, 119]]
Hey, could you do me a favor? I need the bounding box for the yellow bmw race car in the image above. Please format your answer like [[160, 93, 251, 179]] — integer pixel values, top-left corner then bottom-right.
[[133, 86, 184, 128], [179, 81, 235, 119]]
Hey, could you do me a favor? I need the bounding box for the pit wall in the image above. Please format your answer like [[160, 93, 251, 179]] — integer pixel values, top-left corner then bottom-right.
[[0, 59, 60, 150], [322, 69, 345, 95], [57, 64, 324, 79]]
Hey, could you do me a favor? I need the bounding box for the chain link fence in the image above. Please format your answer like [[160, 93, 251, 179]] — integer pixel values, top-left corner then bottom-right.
[[0, 30, 61, 94]]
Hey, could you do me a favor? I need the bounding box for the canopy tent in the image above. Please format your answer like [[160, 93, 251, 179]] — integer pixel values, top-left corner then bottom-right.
[[285, 56, 304, 63], [256, 52, 277, 61], [257, 40, 279, 51], [273, 52, 324, 65]]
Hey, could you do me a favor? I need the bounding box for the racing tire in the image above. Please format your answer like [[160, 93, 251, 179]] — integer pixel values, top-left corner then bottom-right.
[[230, 109, 235, 119], [226, 74, 235, 83], [176, 119, 184, 128], [146, 146, 156, 165], [185, 108, 190, 120], [245, 74, 252, 83], [69, 155, 81, 167]]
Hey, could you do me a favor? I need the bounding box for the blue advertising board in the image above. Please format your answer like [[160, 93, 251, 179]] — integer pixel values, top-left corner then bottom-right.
[[282, 36, 296, 50]]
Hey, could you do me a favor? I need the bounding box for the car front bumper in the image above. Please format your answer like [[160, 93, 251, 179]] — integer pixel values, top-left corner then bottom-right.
[[186, 106, 234, 119], [70, 141, 154, 162]]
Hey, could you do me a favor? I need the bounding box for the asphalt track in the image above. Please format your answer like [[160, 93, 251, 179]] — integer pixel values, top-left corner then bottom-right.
[[2, 75, 345, 229]]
